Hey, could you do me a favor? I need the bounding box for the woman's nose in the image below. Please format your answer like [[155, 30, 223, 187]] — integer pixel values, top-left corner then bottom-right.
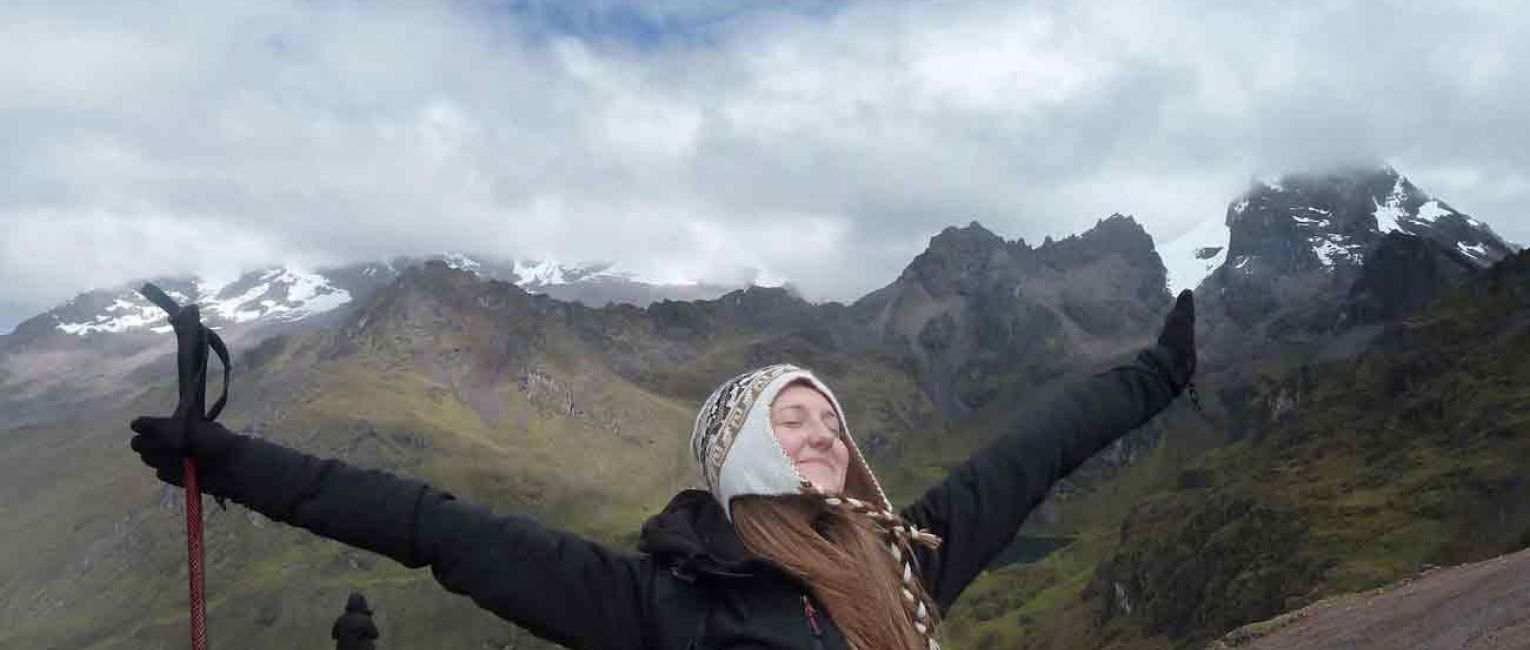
[[806, 423, 836, 448]]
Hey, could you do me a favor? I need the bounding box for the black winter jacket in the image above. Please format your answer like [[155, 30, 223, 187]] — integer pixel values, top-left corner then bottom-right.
[[208, 344, 1187, 649]]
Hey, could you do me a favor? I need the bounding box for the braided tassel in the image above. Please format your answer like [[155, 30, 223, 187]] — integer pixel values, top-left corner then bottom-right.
[[806, 484, 944, 649]]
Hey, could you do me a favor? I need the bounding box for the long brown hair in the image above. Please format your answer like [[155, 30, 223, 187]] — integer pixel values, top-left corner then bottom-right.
[[732, 495, 941, 650]]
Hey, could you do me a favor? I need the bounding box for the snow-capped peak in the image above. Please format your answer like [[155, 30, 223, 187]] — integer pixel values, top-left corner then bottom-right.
[[440, 253, 482, 273], [200, 268, 351, 324], [55, 296, 177, 336], [50, 267, 351, 337], [513, 260, 570, 287], [1212, 167, 1514, 279], [1160, 217, 1231, 294]]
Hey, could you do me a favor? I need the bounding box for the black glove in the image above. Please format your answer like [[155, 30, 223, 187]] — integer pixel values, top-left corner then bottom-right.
[[1155, 289, 1197, 390], [128, 416, 248, 493]]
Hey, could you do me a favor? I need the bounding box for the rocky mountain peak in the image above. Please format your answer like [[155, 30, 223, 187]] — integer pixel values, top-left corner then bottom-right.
[[1036, 214, 1162, 280], [1073, 213, 1153, 249], [1224, 166, 1513, 278], [930, 220, 1005, 250], [857, 215, 1171, 418], [708, 284, 819, 331], [901, 221, 1009, 296], [1196, 165, 1518, 368]]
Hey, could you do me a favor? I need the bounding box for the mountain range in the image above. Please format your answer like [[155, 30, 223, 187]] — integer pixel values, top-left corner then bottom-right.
[[0, 254, 737, 429], [0, 164, 1523, 649]]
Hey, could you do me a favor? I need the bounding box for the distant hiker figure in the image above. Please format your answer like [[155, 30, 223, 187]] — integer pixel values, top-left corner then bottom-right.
[[332, 592, 379, 650], [129, 291, 1196, 649]]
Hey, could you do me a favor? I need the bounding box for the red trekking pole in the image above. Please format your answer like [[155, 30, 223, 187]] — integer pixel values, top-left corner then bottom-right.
[[141, 283, 232, 650]]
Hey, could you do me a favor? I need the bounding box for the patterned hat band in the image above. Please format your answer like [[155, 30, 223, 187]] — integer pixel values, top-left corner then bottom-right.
[[690, 364, 892, 517]]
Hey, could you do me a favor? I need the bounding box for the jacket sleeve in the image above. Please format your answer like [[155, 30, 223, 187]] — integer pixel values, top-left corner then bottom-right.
[[218, 440, 651, 650], [898, 343, 1186, 613]]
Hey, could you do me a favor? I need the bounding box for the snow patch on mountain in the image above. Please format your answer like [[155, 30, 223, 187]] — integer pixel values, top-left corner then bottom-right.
[[513, 260, 569, 286], [203, 269, 350, 324], [1457, 241, 1491, 262], [51, 268, 350, 336], [1368, 176, 1464, 236], [359, 262, 397, 278], [441, 253, 482, 273], [1160, 217, 1231, 294], [509, 259, 689, 288], [1415, 200, 1452, 224], [752, 268, 789, 288], [1373, 175, 1410, 234], [55, 298, 165, 335], [1311, 235, 1366, 268]]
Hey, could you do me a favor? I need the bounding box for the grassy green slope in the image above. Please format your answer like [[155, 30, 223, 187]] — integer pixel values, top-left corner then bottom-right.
[[0, 266, 957, 649], [941, 252, 1530, 649]]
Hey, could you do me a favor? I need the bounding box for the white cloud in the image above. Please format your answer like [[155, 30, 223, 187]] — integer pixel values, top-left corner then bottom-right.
[[2, 0, 1528, 329]]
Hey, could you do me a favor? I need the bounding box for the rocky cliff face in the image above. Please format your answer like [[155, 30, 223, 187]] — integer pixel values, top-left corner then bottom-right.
[[851, 215, 1171, 419], [1197, 166, 1513, 371], [1343, 233, 1484, 326]]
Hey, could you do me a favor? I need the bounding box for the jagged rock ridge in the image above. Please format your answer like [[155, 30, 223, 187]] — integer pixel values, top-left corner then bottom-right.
[[851, 214, 1171, 418]]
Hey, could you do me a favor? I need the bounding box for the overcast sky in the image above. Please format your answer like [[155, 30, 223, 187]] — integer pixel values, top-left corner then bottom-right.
[[3, 0, 1528, 332]]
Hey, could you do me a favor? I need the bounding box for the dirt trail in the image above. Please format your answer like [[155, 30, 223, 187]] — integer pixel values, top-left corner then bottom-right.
[[1210, 548, 1530, 649]]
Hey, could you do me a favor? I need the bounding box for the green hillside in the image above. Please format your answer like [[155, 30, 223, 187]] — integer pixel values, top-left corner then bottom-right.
[[940, 251, 1530, 649], [11, 245, 1524, 649], [0, 264, 962, 649]]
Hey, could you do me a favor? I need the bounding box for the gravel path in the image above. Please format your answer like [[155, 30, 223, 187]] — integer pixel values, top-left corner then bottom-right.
[[1210, 548, 1530, 649]]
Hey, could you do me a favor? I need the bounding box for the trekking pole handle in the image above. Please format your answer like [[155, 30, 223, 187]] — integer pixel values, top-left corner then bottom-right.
[[139, 282, 211, 650]]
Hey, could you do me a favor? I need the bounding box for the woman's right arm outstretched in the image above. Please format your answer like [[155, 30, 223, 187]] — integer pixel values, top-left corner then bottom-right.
[[129, 420, 652, 650]]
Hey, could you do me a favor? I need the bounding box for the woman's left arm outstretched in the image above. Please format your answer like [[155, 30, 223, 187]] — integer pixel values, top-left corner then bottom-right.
[[899, 290, 1197, 613]]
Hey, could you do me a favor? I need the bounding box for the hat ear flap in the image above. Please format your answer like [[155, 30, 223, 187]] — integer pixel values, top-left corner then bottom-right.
[[843, 460, 882, 505]]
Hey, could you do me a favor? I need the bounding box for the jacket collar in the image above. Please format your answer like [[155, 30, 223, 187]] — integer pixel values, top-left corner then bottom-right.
[[638, 489, 774, 580]]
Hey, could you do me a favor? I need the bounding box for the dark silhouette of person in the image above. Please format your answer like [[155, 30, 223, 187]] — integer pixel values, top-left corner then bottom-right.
[[331, 592, 379, 650]]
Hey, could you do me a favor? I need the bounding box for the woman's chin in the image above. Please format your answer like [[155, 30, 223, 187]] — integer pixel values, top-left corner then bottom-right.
[[801, 469, 846, 496]]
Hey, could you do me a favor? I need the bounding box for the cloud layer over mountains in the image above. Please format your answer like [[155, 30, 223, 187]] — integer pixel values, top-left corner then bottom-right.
[[3, 0, 1528, 331]]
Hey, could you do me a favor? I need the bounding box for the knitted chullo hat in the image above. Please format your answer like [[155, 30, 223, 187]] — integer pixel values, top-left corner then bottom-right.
[[691, 363, 944, 649]]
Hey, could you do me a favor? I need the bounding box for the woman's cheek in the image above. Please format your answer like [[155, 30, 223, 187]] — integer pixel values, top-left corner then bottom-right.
[[779, 428, 804, 458]]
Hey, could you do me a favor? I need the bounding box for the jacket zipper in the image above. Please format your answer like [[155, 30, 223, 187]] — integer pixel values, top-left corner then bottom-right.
[[802, 594, 825, 650]]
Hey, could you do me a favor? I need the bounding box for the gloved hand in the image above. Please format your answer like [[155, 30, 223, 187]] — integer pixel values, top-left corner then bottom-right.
[[129, 416, 248, 492], [1156, 289, 1197, 390]]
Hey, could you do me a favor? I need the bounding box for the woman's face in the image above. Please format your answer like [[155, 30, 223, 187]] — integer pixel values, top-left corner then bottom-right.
[[769, 383, 850, 495]]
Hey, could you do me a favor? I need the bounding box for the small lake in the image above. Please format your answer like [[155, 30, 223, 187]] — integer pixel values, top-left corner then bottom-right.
[[990, 535, 1074, 567]]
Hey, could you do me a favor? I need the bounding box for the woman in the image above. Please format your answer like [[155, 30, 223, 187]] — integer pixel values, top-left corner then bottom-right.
[[129, 291, 1198, 649]]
